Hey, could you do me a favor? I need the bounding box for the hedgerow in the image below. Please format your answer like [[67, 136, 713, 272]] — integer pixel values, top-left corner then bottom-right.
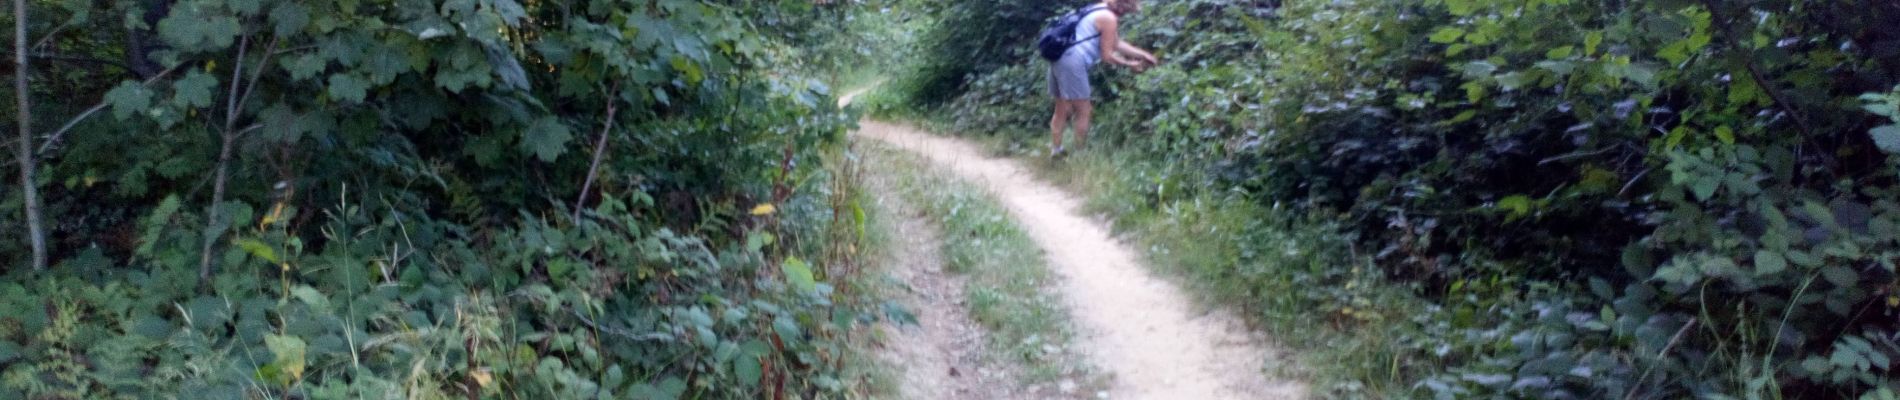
[[905, 0, 1900, 398], [1, 0, 891, 398]]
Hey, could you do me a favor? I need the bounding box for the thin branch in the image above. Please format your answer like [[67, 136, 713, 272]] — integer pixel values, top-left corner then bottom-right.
[[572, 82, 621, 222], [200, 32, 252, 280], [236, 37, 280, 117], [1621, 317, 1697, 400], [1537, 146, 1618, 166], [269, 44, 316, 56], [1618, 167, 1654, 197], [27, 20, 68, 50], [224, 34, 249, 132], [1699, 0, 1815, 137], [38, 65, 179, 154]]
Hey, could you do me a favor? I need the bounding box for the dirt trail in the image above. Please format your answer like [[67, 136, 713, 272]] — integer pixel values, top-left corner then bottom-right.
[[865, 155, 1014, 399], [849, 115, 1305, 398]]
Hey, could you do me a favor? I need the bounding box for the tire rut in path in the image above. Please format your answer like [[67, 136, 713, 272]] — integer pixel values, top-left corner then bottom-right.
[[865, 158, 1014, 400], [854, 120, 1307, 400]]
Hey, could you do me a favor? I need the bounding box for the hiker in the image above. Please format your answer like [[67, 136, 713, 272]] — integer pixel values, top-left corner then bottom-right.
[[1045, 0, 1158, 157]]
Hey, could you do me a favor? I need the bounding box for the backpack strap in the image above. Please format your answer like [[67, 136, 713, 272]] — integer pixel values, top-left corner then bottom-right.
[[1070, 5, 1110, 46]]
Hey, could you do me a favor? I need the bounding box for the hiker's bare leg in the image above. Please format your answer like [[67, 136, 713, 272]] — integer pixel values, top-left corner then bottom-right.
[[1051, 100, 1074, 150], [1072, 101, 1094, 148]]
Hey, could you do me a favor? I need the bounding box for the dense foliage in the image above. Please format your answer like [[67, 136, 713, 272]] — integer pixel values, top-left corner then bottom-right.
[[901, 0, 1900, 398], [2, 0, 890, 398]]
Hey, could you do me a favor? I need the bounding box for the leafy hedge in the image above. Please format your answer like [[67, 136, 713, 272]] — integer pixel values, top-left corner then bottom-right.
[[907, 0, 1900, 398], [2, 0, 884, 398]]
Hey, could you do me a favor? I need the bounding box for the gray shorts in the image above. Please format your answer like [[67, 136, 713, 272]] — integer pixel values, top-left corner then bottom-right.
[[1048, 54, 1092, 100]]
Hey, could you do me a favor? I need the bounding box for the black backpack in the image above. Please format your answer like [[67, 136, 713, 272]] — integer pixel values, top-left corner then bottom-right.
[[1036, 5, 1109, 62]]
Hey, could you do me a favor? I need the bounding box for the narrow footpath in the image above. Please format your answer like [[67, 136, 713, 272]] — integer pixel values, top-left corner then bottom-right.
[[845, 85, 1304, 398]]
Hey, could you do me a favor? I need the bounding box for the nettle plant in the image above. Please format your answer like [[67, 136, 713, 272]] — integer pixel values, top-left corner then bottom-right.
[[5, 0, 871, 398]]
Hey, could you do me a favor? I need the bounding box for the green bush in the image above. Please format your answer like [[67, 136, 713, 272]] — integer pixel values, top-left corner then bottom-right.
[[910, 0, 1900, 397], [1, 0, 887, 398]]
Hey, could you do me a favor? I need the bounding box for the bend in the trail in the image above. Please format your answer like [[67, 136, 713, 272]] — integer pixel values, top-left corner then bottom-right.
[[851, 115, 1307, 399]]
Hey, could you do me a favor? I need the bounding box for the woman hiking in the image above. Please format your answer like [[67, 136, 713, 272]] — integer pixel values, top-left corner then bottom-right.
[[1048, 0, 1158, 157]]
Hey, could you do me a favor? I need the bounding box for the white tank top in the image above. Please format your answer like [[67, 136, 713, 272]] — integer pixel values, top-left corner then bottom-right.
[[1068, 8, 1110, 65]]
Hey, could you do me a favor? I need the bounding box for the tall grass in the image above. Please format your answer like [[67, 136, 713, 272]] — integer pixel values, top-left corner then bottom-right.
[[1028, 147, 1436, 398]]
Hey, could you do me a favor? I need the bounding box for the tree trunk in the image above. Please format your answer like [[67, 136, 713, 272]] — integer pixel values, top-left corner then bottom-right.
[[14, 0, 48, 271], [200, 35, 249, 280]]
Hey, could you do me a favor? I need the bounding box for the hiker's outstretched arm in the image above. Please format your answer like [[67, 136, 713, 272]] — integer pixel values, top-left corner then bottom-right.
[[1117, 41, 1157, 65], [1094, 14, 1141, 67]]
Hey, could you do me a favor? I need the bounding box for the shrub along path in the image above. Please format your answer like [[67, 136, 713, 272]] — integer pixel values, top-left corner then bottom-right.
[[849, 105, 1305, 398]]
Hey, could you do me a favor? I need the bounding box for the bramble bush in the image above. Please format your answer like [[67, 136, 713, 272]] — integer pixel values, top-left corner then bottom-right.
[[1, 0, 892, 398], [903, 0, 1900, 398]]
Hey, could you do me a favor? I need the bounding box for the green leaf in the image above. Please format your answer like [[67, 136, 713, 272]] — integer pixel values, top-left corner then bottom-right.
[[326, 74, 369, 103], [1445, 0, 1476, 16], [290, 285, 329, 311], [1497, 195, 1533, 218], [172, 71, 218, 108], [281, 54, 326, 81], [745, 232, 775, 253], [781, 257, 817, 294], [1821, 265, 1859, 287], [227, 0, 262, 16], [670, 56, 703, 84], [1753, 251, 1786, 276], [106, 82, 153, 120], [1729, 77, 1765, 107], [1545, 46, 1575, 59], [1495, 72, 1530, 90], [1868, 125, 1900, 154], [547, 258, 574, 281], [1666, 126, 1688, 150], [262, 334, 307, 385], [1714, 125, 1736, 145], [773, 315, 801, 347], [1447, 43, 1470, 56], [157, 5, 241, 51], [1429, 27, 1466, 44], [1691, 177, 1718, 201], [234, 237, 280, 263], [734, 354, 761, 387], [520, 116, 573, 162], [1461, 61, 1498, 78], [1778, 250, 1824, 269], [1803, 356, 1832, 374], [269, 2, 311, 37]]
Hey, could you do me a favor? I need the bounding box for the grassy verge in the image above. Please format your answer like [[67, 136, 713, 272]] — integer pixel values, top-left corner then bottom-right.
[[817, 140, 906, 399], [1037, 148, 1429, 397], [857, 140, 1107, 392]]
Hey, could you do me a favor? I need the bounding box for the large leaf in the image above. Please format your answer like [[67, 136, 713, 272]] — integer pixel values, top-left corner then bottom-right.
[[172, 71, 218, 108], [157, 4, 241, 51], [520, 116, 573, 162], [106, 82, 153, 120], [781, 257, 817, 294], [1869, 125, 1900, 155]]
